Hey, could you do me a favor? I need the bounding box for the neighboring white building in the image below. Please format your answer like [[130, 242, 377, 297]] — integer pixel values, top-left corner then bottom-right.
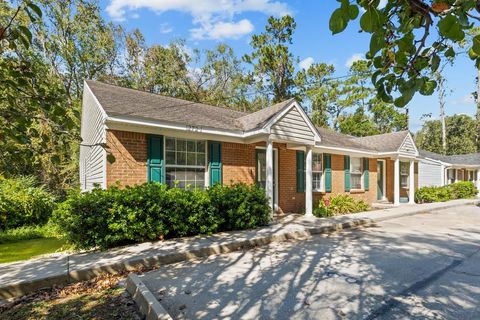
[[418, 150, 480, 189]]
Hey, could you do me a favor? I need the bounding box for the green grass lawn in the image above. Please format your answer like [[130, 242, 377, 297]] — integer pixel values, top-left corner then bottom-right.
[[0, 238, 66, 264]]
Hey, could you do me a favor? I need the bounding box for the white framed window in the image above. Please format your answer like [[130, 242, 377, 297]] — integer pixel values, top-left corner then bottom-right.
[[400, 162, 409, 188], [457, 169, 464, 181], [165, 137, 206, 189], [468, 170, 476, 182], [350, 157, 362, 190], [312, 153, 323, 191], [447, 169, 456, 184]]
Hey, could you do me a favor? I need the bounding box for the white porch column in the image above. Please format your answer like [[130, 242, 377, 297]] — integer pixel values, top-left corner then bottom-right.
[[305, 146, 313, 216], [265, 138, 274, 212], [476, 169, 480, 197], [409, 160, 415, 204], [394, 158, 400, 206], [441, 165, 445, 186]]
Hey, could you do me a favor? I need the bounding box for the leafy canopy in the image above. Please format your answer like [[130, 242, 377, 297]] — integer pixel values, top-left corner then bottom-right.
[[329, 0, 480, 107]]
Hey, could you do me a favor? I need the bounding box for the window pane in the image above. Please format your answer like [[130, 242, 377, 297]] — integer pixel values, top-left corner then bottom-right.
[[257, 152, 266, 181], [313, 172, 322, 191], [177, 152, 186, 165], [401, 176, 408, 188], [312, 153, 322, 172], [400, 162, 408, 175], [351, 157, 361, 173], [187, 140, 196, 152], [197, 141, 206, 153], [351, 174, 361, 189], [166, 151, 176, 165], [165, 138, 175, 151], [177, 139, 186, 152], [187, 152, 196, 166], [197, 153, 206, 166]]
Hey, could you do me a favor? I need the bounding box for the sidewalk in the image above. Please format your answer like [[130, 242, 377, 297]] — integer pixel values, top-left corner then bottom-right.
[[1, 198, 478, 300]]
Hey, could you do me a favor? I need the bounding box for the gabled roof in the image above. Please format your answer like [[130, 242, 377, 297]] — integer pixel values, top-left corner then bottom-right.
[[419, 149, 480, 166], [86, 80, 248, 131], [235, 99, 295, 131], [316, 128, 412, 154]]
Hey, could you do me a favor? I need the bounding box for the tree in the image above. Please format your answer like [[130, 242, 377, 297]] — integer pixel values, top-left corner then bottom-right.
[[244, 15, 299, 103], [416, 114, 478, 155], [338, 107, 380, 136], [329, 0, 480, 107]]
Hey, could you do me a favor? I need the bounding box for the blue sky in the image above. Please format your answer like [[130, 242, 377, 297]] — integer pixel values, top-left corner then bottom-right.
[[99, 0, 478, 132]]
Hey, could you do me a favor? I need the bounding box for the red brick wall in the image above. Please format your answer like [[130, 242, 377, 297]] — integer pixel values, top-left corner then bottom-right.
[[106, 130, 147, 187], [222, 141, 381, 213]]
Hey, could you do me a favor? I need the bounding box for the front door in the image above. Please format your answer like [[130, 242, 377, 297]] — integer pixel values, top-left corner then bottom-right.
[[256, 149, 277, 208], [377, 161, 384, 200]]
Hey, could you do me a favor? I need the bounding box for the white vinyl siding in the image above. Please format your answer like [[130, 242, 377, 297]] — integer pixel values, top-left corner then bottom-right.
[[80, 84, 107, 191], [399, 134, 417, 156], [270, 107, 315, 144], [418, 159, 443, 187]]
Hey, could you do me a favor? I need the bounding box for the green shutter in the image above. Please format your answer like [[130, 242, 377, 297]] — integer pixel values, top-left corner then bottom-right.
[[344, 155, 350, 192], [324, 154, 332, 192], [296, 150, 305, 192], [363, 158, 369, 191], [147, 135, 164, 183], [209, 141, 222, 186]]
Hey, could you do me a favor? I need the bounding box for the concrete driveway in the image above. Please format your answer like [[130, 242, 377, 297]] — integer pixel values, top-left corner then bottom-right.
[[139, 205, 480, 319]]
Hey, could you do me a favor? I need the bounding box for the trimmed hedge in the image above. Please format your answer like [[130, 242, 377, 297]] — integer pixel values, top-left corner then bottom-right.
[[0, 177, 56, 231], [415, 181, 477, 204], [313, 194, 370, 218], [53, 183, 271, 250]]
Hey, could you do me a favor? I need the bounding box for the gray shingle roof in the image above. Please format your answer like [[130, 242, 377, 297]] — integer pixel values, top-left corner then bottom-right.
[[316, 128, 410, 153], [87, 80, 300, 133], [420, 149, 480, 166], [235, 98, 295, 131], [354, 131, 410, 152], [86, 80, 248, 131]]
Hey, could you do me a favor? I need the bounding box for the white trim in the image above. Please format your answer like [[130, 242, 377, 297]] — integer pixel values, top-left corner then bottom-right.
[[262, 101, 322, 143], [377, 159, 387, 201], [255, 146, 279, 211], [102, 123, 107, 189], [398, 132, 419, 156], [314, 146, 378, 157]]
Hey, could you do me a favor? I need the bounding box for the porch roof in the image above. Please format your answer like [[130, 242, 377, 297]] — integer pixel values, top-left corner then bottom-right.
[[419, 150, 480, 167]]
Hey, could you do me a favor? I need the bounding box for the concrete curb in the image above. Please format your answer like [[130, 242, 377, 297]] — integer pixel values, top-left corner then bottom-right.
[[126, 273, 173, 320], [1, 199, 478, 300]]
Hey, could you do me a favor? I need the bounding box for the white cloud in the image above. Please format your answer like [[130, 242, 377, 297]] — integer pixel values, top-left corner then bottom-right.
[[345, 53, 364, 68], [452, 94, 475, 105], [299, 57, 314, 70], [159, 23, 173, 34], [106, 0, 290, 39], [191, 19, 254, 40]]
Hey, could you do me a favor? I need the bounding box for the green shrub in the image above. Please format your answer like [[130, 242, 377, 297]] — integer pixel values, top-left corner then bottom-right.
[[313, 194, 370, 218], [208, 183, 271, 231], [0, 177, 56, 230], [450, 181, 477, 199], [415, 181, 477, 204], [53, 183, 271, 250]]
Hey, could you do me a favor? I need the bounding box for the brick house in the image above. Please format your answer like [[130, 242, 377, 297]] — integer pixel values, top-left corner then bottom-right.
[[80, 80, 420, 215]]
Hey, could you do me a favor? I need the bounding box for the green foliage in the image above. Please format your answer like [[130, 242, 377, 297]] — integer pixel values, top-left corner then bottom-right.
[[0, 223, 59, 244], [53, 183, 271, 250], [450, 181, 478, 199], [0, 177, 56, 230], [300, 59, 408, 135], [313, 194, 370, 218], [415, 181, 477, 204], [415, 114, 478, 155], [329, 1, 480, 106], [244, 15, 299, 103]]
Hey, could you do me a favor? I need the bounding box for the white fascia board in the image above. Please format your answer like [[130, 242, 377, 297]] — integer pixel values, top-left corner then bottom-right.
[[106, 116, 245, 138], [314, 146, 377, 157]]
